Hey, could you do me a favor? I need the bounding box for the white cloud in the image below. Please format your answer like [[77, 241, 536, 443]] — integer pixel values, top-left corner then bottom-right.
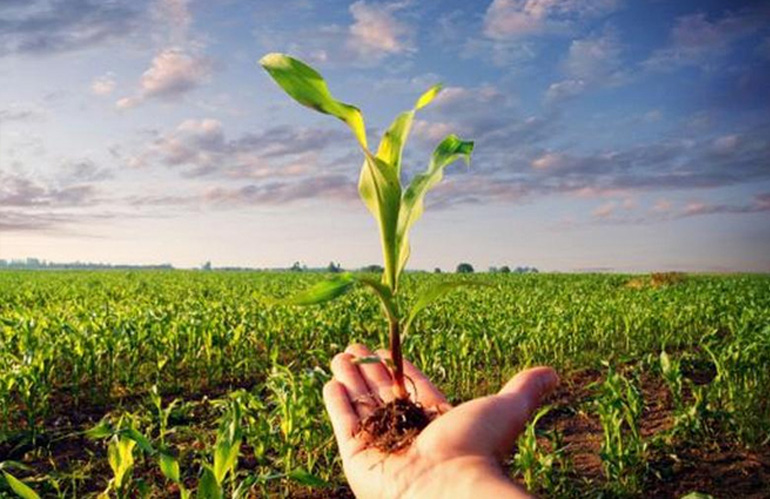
[[564, 28, 622, 81], [544, 78, 585, 103], [544, 28, 628, 104], [116, 49, 211, 109], [412, 120, 457, 143], [90, 73, 116, 96], [483, 0, 620, 39], [531, 152, 563, 170], [347, 1, 414, 58]]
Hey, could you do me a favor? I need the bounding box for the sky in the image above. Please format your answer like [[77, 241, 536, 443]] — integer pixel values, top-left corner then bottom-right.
[[1, 0, 769, 272]]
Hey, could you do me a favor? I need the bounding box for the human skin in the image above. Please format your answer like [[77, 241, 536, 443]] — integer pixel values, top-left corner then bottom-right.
[[323, 343, 559, 499]]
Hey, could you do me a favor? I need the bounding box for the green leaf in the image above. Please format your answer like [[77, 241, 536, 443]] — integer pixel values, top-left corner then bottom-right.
[[403, 280, 485, 336], [287, 468, 328, 488], [196, 467, 222, 499], [259, 53, 368, 150], [276, 273, 356, 306], [376, 84, 442, 175], [679, 493, 714, 499], [2, 472, 41, 499], [358, 154, 403, 291], [415, 84, 443, 110], [354, 274, 397, 321], [84, 418, 114, 440], [232, 475, 257, 499], [159, 453, 180, 483], [396, 135, 473, 278], [213, 436, 240, 485], [107, 435, 136, 489], [121, 427, 155, 454], [660, 350, 671, 376], [363, 85, 442, 291]]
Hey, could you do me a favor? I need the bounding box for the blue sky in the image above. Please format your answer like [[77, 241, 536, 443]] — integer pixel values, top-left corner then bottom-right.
[[1, 0, 769, 271]]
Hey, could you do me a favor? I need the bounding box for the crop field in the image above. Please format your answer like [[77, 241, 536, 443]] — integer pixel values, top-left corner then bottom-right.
[[0, 270, 769, 498]]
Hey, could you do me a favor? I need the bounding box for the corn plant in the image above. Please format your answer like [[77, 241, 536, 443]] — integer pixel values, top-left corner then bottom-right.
[[594, 365, 647, 496], [513, 406, 571, 496], [260, 53, 474, 399], [1, 461, 41, 499]]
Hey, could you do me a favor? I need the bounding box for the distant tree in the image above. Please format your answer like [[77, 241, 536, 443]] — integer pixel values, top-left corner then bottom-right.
[[456, 262, 474, 274], [530, 267, 539, 273], [434, 267, 442, 274], [290, 261, 303, 272], [489, 266, 498, 273], [327, 261, 342, 273], [515, 266, 525, 274], [202, 261, 212, 271], [361, 264, 384, 273], [500, 265, 511, 274]]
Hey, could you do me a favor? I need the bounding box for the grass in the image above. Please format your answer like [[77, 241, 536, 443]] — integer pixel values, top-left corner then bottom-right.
[[1, 270, 769, 497]]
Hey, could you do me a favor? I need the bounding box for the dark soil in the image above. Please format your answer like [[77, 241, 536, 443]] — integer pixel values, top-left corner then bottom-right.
[[356, 397, 433, 453], [3, 366, 768, 498], [529, 367, 770, 498]]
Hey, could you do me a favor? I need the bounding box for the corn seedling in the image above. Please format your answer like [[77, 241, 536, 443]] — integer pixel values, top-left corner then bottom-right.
[[260, 53, 474, 411], [513, 406, 572, 496], [1, 461, 41, 499], [594, 365, 647, 496]]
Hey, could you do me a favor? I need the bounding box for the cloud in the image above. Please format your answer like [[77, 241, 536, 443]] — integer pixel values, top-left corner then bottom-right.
[[0, 0, 142, 57], [0, 210, 75, 232], [414, 118, 770, 213], [347, 1, 414, 59], [483, 0, 620, 40], [204, 175, 357, 206], [545, 27, 627, 103], [252, 1, 415, 66], [0, 170, 98, 208], [131, 119, 349, 178], [643, 6, 770, 71], [680, 193, 770, 218], [531, 152, 564, 170], [591, 192, 770, 227], [58, 159, 114, 183], [117, 49, 212, 108], [90, 73, 116, 96], [544, 79, 585, 103], [155, 0, 191, 38], [0, 102, 46, 121], [592, 201, 616, 218]]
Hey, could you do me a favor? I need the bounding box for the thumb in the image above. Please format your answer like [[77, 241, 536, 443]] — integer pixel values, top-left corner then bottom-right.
[[418, 366, 558, 459], [485, 366, 559, 458]]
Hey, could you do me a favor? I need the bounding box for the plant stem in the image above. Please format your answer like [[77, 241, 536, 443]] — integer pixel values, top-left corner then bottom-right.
[[389, 319, 408, 399]]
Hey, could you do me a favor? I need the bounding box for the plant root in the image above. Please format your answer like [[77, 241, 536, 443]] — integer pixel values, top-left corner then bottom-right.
[[356, 397, 433, 454]]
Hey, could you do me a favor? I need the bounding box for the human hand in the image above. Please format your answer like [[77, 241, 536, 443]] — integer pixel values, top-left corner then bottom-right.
[[323, 344, 559, 499]]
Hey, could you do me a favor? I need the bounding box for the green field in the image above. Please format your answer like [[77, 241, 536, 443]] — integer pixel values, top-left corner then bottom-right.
[[1, 271, 769, 498]]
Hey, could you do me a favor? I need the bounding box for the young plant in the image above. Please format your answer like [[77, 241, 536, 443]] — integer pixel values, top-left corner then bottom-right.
[[259, 53, 474, 403]]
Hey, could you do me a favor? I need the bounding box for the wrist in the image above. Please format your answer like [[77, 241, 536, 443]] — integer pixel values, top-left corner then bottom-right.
[[402, 456, 530, 499]]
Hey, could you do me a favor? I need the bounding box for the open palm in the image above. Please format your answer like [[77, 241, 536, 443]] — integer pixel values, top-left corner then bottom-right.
[[323, 344, 559, 499]]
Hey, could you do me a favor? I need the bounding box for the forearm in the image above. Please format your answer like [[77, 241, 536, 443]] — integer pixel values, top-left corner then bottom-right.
[[402, 456, 531, 499]]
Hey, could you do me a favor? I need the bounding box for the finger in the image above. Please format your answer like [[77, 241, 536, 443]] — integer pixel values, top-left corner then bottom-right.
[[330, 352, 374, 418], [346, 344, 394, 402], [417, 367, 558, 459], [489, 366, 559, 456], [498, 366, 559, 404], [376, 349, 450, 410], [323, 380, 363, 458]]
